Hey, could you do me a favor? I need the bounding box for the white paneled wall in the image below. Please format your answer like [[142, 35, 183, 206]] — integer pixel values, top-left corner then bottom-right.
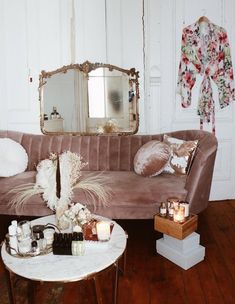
[[0, 0, 71, 133], [75, 0, 106, 63]]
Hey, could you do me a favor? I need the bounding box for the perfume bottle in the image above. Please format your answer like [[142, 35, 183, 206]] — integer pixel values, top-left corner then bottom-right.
[[50, 106, 60, 119]]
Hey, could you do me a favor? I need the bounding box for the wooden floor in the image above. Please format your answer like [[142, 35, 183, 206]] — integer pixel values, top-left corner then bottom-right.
[[1, 200, 235, 303]]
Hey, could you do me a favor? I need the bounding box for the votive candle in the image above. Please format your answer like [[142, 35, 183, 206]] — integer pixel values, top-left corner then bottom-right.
[[180, 202, 189, 217], [96, 221, 111, 241], [173, 206, 185, 223]]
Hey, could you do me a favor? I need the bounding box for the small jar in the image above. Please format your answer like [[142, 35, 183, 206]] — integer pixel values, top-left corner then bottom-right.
[[17, 234, 31, 254], [17, 221, 32, 254], [72, 232, 85, 256], [159, 202, 167, 217]]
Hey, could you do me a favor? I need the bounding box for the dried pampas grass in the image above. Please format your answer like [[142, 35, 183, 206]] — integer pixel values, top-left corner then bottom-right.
[[73, 173, 112, 209], [8, 183, 42, 209]]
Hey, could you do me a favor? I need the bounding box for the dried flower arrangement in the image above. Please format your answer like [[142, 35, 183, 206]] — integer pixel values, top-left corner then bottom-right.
[[9, 151, 110, 230], [97, 119, 119, 133]]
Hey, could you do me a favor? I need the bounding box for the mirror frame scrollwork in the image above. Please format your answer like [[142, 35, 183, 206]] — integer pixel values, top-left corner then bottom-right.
[[39, 61, 140, 136]]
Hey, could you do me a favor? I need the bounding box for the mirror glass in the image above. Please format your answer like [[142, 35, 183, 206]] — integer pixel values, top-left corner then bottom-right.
[[39, 61, 139, 135]]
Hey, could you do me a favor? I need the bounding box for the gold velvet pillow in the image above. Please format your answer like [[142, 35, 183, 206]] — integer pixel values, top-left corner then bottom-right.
[[134, 140, 171, 177], [163, 135, 198, 175]]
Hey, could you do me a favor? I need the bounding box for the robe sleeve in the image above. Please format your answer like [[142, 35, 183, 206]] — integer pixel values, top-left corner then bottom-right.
[[213, 27, 235, 108], [177, 28, 198, 108]]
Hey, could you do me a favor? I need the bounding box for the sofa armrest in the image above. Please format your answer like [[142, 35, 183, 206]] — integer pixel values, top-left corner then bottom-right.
[[184, 133, 218, 214]]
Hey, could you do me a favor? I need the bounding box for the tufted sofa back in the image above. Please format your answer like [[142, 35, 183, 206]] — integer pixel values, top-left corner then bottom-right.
[[0, 129, 216, 172]]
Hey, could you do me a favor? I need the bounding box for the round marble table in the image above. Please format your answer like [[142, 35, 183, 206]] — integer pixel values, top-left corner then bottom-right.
[[1, 215, 127, 304]]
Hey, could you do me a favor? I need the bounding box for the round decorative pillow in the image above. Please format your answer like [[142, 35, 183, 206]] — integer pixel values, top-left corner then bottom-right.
[[134, 140, 171, 177], [0, 138, 28, 177]]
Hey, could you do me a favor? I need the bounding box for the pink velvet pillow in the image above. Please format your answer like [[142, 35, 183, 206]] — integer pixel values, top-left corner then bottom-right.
[[134, 140, 171, 177]]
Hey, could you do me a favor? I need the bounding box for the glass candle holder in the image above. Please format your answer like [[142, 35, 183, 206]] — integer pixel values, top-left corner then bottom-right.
[[96, 221, 111, 241], [167, 197, 180, 210], [180, 201, 189, 218], [43, 227, 55, 247], [173, 206, 185, 223]]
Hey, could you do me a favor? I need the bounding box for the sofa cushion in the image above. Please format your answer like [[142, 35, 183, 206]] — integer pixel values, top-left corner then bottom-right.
[[133, 140, 171, 177], [0, 138, 28, 177], [0, 171, 187, 219], [163, 135, 198, 175]]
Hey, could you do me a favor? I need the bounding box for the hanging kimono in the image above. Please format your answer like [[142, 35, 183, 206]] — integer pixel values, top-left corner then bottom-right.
[[177, 20, 235, 133]]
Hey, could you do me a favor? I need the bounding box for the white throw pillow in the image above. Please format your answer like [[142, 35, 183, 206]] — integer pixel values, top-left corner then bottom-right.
[[0, 138, 28, 177]]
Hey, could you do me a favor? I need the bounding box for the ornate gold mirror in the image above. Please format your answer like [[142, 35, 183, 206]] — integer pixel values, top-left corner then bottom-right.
[[39, 61, 139, 135]]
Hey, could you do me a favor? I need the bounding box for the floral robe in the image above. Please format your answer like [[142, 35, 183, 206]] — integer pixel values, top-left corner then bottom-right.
[[177, 21, 235, 133]]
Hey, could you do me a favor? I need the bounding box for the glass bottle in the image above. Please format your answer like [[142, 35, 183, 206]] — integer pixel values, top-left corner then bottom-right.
[[31, 240, 40, 255], [159, 202, 167, 217], [39, 231, 47, 251], [50, 106, 59, 119], [168, 202, 174, 218], [50, 106, 61, 119], [8, 225, 18, 255]]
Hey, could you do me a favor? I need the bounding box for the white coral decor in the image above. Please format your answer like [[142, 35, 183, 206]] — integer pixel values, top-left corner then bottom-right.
[[9, 151, 109, 229], [35, 158, 58, 210]]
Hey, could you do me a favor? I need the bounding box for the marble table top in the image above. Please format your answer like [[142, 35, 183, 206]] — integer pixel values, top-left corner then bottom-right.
[[1, 215, 127, 282]]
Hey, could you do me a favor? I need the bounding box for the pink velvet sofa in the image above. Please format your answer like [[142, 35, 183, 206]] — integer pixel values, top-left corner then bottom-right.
[[0, 129, 217, 220]]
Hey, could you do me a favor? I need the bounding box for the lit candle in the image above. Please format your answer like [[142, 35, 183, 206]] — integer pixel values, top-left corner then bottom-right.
[[180, 202, 189, 217], [173, 206, 185, 223], [96, 221, 111, 241]]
